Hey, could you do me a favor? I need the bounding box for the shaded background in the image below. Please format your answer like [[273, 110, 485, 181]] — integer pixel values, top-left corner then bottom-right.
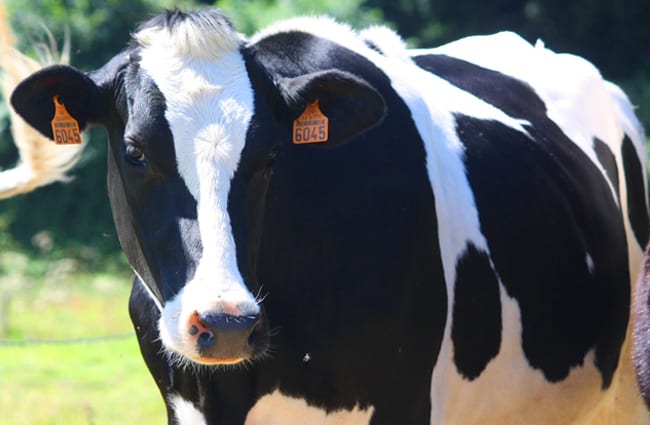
[[0, 0, 648, 268]]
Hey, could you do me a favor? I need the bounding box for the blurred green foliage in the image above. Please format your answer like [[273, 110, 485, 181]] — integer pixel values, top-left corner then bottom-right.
[[0, 0, 648, 273], [366, 0, 650, 79], [217, 0, 383, 35]]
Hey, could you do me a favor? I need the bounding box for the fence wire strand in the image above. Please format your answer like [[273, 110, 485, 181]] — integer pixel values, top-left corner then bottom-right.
[[0, 333, 133, 347]]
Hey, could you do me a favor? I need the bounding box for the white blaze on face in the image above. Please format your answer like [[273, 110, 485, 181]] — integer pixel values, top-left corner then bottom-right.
[[136, 17, 257, 361]]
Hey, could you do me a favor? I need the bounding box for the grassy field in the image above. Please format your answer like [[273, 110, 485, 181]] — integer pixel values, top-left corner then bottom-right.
[[0, 254, 166, 425]]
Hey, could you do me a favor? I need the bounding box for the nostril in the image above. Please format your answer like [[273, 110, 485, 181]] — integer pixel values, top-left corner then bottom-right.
[[192, 309, 265, 359], [197, 331, 214, 348]]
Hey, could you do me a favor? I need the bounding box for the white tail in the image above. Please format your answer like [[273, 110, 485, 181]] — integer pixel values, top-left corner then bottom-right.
[[0, 5, 85, 199]]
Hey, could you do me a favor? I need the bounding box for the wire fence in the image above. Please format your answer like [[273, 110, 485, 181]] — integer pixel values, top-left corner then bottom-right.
[[0, 332, 133, 347]]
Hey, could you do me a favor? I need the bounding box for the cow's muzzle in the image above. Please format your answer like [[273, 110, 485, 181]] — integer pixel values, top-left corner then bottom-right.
[[187, 303, 266, 364]]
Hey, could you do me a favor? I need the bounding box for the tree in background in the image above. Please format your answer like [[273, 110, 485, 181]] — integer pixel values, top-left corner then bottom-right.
[[216, 0, 383, 35], [364, 0, 650, 76]]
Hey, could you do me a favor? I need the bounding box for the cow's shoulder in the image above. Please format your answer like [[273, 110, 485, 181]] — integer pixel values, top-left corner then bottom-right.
[[412, 32, 646, 168]]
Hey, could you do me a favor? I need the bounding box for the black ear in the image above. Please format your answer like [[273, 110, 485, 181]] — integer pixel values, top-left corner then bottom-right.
[[10, 65, 102, 140], [277, 69, 386, 145]]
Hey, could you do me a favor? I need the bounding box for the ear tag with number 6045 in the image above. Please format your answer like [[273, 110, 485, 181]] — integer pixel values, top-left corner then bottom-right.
[[51, 96, 82, 145], [293, 100, 329, 144]]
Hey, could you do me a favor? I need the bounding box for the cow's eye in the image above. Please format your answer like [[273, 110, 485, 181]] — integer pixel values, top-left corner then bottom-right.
[[124, 143, 146, 164]]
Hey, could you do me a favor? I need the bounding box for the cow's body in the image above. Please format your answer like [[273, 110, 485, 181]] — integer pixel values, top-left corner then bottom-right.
[[8, 9, 649, 425]]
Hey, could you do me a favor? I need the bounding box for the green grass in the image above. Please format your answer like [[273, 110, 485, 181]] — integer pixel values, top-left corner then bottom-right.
[[0, 339, 165, 425], [0, 256, 166, 425]]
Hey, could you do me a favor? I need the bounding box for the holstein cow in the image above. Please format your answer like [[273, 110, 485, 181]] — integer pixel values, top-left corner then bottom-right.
[[7, 8, 650, 425]]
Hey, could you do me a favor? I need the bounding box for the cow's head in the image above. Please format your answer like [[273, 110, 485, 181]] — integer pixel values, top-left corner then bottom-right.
[[10, 9, 385, 365]]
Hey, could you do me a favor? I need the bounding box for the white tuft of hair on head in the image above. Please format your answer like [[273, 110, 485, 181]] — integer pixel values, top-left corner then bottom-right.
[[134, 11, 244, 61]]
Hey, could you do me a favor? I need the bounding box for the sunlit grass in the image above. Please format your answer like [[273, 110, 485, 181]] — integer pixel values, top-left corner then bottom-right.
[[0, 256, 166, 425], [0, 339, 165, 425]]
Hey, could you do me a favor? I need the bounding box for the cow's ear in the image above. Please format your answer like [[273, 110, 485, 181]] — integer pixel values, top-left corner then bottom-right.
[[276, 69, 386, 145], [10, 65, 103, 140]]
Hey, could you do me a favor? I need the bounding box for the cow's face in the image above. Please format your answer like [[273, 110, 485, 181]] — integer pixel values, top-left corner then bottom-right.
[[10, 9, 385, 365]]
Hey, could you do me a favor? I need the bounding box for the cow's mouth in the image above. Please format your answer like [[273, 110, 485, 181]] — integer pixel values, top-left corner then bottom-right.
[[194, 356, 247, 365]]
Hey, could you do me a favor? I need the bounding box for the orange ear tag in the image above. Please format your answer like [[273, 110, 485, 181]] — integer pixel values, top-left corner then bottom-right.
[[51, 96, 82, 145], [293, 100, 329, 144]]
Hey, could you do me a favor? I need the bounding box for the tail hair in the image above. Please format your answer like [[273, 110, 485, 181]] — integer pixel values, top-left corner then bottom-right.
[[0, 4, 84, 199]]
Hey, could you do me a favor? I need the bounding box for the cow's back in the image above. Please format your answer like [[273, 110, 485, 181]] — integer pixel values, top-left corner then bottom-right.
[[401, 32, 649, 425]]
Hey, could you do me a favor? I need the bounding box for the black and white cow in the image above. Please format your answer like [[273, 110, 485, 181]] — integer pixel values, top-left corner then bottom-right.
[[9, 8, 650, 425]]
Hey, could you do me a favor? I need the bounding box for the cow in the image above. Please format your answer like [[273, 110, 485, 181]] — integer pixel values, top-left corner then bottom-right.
[[6, 8, 650, 425]]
